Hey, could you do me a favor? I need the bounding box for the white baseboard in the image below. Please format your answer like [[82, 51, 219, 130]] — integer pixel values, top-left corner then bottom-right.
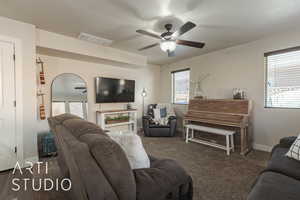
[[253, 143, 273, 152]]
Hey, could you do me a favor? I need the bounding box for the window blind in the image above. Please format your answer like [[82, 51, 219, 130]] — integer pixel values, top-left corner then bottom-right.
[[265, 47, 300, 108], [172, 69, 190, 104]]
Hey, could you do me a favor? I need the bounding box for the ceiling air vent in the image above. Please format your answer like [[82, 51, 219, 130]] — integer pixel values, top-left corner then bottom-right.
[[78, 32, 113, 46]]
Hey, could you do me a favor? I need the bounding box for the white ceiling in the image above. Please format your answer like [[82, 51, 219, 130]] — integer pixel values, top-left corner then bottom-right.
[[1, 0, 300, 65]]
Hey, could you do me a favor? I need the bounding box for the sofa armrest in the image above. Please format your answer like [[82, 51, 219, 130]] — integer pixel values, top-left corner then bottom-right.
[[142, 116, 151, 136], [168, 116, 177, 136], [147, 154, 157, 165], [133, 159, 192, 200], [279, 136, 297, 148]]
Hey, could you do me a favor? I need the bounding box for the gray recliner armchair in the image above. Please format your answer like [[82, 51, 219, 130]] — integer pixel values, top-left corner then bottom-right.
[[143, 104, 177, 137]]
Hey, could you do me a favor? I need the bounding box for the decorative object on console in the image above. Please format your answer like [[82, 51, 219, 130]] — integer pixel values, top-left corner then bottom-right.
[[233, 88, 246, 99], [286, 133, 300, 161], [105, 115, 130, 124], [143, 103, 177, 137], [141, 88, 147, 116], [190, 73, 210, 99]]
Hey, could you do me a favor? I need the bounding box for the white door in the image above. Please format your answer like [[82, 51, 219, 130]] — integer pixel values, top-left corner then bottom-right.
[[0, 40, 16, 171]]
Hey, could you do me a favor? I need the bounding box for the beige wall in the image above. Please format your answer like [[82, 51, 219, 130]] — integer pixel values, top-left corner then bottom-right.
[[36, 29, 147, 67], [36, 54, 161, 133], [0, 16, 37, 162], [160, 28, 300, 151]]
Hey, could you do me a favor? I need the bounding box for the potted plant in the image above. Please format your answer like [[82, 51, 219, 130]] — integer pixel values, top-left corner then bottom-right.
[[105, 115, 130, 124]]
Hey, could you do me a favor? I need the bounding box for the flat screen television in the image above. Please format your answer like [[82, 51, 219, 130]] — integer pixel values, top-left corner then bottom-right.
[[95, 77, 135, 103]]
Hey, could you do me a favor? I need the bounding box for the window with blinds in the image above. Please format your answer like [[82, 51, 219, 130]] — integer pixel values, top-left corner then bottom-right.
[[265, 47, 300, 108], [172, 68, 190, 104]]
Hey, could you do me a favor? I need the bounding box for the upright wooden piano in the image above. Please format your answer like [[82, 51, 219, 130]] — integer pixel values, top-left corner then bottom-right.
[[184, 99, 252, 155]]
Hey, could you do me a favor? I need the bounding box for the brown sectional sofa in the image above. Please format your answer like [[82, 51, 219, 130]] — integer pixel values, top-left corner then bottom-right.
[[48, 114, 193, 200]]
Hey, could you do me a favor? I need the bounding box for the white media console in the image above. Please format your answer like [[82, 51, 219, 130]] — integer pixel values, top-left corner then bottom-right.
[[96, 109, 138, 134]]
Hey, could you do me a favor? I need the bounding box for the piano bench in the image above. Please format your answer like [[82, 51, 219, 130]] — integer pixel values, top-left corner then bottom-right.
[[184, 124, 235, 156]]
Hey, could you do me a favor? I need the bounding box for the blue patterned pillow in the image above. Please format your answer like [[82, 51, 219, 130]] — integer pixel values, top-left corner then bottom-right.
[[160, 107, 167, 118]]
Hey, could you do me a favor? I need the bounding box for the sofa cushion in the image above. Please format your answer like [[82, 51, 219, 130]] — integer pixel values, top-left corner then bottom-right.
[[48, 113, 81, 127], [51, 124, 76, 178], [134, 158, 192, 200], [149, 124, 170, 128], [80, 133, 136, 200], [267, 145, 300, 180], [247, 171, 300, 200], [62, 118, 106, 138], [55, 125, 88, 200], [109, 132, 150, 169], [68, 140, 118, 200], [279, 136, 297, 148]]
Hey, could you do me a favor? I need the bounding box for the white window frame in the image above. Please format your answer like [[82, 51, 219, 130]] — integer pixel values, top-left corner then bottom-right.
[[171, 68, 190, 105], [52, 100, 88, 119]]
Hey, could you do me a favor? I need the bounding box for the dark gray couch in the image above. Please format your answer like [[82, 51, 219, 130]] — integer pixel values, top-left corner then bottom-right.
[[48, 114, 193, 200], [247, 136, 300, 200]]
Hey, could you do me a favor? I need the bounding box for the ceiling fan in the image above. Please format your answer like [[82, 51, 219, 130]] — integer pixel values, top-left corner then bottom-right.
[[136, 21, 205, 57], [74, 86, 87, 93]]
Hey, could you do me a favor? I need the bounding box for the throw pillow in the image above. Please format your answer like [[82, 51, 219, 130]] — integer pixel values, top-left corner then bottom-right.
[[157, 103, 175, 117], [109, 132, 150, 169], [286, 134, 300, 161], [160, 107, 167, 118], [153, 108, 161, 120]]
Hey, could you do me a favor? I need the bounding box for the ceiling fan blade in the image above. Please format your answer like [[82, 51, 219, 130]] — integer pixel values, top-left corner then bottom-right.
[[74, 87, 87, 90], [176, 40, 205, 48], [168, 51, 175, 57], [136, 30, 162, 39], [138, 43, 159, 51], [172, 21, 196, 38]]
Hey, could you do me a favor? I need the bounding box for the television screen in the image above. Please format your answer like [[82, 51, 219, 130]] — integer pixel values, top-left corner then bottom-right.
[[95, 77, 135, 103]]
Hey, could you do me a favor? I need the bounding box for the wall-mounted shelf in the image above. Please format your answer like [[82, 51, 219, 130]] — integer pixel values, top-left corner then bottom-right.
[[96, 109, 137, 134]]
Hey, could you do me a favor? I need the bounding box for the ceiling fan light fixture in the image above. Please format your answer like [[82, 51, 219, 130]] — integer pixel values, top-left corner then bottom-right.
[[160, 39, 176, 52]]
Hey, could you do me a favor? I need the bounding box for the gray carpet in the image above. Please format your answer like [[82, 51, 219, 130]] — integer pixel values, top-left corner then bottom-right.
[[141, 136, 269, 200]]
